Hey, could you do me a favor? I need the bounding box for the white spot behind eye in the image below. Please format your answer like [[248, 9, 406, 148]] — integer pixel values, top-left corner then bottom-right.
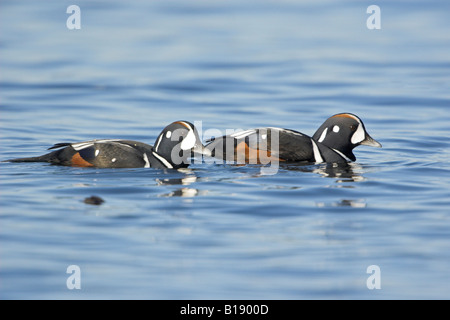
[[166, 131, 172, 139], [333, 125, 340, 133], [318, 128, 328, 143], [180, 130, 196, 150]]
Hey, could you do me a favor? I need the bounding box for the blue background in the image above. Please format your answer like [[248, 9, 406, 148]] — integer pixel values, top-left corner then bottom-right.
[[1, 0, 449, 299]]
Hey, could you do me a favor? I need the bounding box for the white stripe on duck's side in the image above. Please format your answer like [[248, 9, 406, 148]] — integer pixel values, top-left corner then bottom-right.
[[229, 129, 257, 140], [229, 127, 303, 141], [71, 139, 133, 151], [274, 128, 303, 136]]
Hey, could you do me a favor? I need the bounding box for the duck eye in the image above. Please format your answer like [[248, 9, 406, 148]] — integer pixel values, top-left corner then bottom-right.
[[350, 125, 357, 131]]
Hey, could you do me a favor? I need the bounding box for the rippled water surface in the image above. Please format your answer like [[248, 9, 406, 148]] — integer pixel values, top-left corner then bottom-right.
[[1, 0, 450, 299]]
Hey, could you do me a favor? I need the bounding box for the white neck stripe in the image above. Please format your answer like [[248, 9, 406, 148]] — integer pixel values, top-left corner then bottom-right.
[[143, 153, 150, 168], [332, 148, 352, 162], [152, 151, 173, 168], [311, 139, 324, 163]]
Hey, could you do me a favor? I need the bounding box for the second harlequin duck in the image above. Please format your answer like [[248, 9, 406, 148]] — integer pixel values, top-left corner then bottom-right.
[[5, 121, 211, 169], [204, 113, 382, 164]]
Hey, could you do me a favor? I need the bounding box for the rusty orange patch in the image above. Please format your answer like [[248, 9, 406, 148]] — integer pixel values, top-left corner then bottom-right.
[[235, 141, 284, 164], [174, 121, 191, 129], [331, 113, 358, 121], [71, 152, 94, 167]]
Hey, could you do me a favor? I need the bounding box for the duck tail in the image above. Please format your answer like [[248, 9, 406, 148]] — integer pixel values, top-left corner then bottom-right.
[[4, 155, 51, 163], [3, 150, 61, 163]]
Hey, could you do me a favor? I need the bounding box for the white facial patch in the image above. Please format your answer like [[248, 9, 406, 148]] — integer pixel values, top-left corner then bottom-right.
[[351, 124, 365, 144], [166, 131, 172, 139], [95, 149, 100, 157], [180, 129, 196, 150], [318, 128, 328, 143], [333, 125, 340, 133]]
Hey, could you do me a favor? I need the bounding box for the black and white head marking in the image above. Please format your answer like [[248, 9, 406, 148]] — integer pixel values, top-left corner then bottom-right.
[[312, 113, 381, 162], [152, 120, 210, 168], [179, 122, 197, 151]]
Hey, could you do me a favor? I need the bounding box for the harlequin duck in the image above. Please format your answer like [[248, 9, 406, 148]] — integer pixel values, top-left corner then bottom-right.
[[204, 113, 381, 164], [5, 121, 210, 169]]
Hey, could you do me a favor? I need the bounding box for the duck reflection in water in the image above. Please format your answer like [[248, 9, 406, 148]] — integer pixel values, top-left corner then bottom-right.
[[155, 169, 200, 198], [280, 162, 369, 208], [281, 162, 366, 183], [313, 162, 366, 183]]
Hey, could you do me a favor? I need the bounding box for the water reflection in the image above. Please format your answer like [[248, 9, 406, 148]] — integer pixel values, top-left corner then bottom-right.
[[314, 163, 366, 183], [316, 199, 367, 208], [281, 162, 368, 208], [155, 169, 200, 198], [153, 162, 368, 199], [282, 162, 366, 183]]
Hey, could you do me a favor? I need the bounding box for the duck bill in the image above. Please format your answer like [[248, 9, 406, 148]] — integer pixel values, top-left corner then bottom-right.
[[360, 134, 382, 148], [192, 143, 212, 157]]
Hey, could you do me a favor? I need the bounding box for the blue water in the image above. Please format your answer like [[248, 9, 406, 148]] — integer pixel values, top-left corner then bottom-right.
[[1, 0, 450, 299]]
